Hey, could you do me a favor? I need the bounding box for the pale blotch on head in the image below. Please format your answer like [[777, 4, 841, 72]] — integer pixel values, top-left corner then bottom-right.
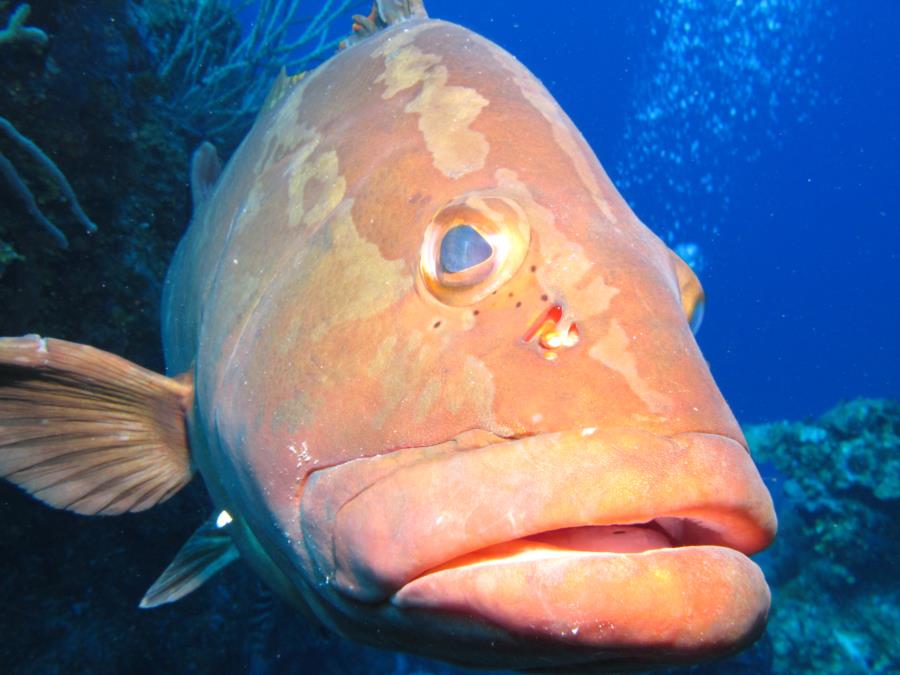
[[494, 168, 621, 319], [376, 36, 489, 178], [287, 145, 347, 230], [301, 202, 412, 344], [463, 195, 510, 224], [414, 377, 442, 423], [368, 334, 399, 378], [487, 41, 617, 224], [368, 330, 440, 429], [377, 45, 441, 98], [254, 80, 315, 176], [271, 393, 317, 435], [588, 319, 673, 414], [443, 355, 511, 436]]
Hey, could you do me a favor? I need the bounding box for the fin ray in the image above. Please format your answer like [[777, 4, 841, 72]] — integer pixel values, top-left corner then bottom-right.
[[0, 335, 194, 516], [140, 515, 239, 608]]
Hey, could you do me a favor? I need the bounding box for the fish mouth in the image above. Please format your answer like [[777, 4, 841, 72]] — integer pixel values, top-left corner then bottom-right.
[[299, 427, 776, 667]]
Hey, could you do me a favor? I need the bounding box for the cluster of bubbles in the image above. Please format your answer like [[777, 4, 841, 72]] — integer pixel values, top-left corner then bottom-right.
[[613, 0, 835, 252]]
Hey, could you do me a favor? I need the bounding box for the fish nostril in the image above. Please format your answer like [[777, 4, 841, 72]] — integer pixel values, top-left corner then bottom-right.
[[540, 322, 579, 350], [522, 304, 563, 342], [522, 305, 579, 360]]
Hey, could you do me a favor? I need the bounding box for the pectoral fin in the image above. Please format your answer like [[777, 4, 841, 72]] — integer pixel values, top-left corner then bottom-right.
[[0, 334, 193, 515], [140, 512, 239, 608]]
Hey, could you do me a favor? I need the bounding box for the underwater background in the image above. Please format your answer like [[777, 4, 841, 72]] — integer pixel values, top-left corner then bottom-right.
[[0, 0, 897, 673]]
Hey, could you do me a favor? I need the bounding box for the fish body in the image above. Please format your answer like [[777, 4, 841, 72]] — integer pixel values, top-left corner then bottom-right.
[[0, 1, 776, 671]]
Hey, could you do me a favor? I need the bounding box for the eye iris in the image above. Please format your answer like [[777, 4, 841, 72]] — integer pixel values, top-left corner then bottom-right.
[[439, 225, 492, 274]]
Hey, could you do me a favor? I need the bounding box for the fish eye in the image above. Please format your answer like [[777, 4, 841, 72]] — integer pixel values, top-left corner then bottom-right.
[[419, 195, 530, 306], [670, 250, 706, 335], [440, 225, 493, 273], [688, 298, 705, 335]]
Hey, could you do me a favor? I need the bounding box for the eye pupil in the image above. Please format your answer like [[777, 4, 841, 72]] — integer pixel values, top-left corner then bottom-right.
[[439, 225, 492, 274]]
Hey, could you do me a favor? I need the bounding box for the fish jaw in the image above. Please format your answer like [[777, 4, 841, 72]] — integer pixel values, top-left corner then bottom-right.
[[394, 545, 769, 669], [297, 427, 776, 667]]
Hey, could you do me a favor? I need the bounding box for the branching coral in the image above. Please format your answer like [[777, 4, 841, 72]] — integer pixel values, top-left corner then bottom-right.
[[0, 116, 98, 249], [128, 0, 359, 145], [0, 3, 46, 47], [1, 1, 357, 254], [1, 5, 97, 250]]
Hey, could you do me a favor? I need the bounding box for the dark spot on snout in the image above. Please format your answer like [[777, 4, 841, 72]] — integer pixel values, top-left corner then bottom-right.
[[541, 294, 549, 302], [433, 320, 442, 329]]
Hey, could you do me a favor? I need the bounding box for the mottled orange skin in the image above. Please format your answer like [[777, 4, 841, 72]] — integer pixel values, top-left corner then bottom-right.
[[162, 17, 775, 671]]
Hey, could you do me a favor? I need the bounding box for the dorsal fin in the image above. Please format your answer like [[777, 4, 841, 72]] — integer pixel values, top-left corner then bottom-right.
[[261, 67, 308, 113], [190, 142, 221, 212], [140, 511, 239, 608], [344, 0, 428, 47], [0, 335, 193, 515]]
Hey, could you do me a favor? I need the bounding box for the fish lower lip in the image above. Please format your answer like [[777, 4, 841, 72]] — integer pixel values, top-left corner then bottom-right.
[[299, 427, 777, 603], [387, 519, 771, 666], [391, 544, 771, 667]]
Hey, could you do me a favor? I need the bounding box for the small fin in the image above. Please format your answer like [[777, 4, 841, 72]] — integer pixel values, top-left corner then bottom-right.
[[669, 250, 706, 335], [261, 67, 307, 113], [140, 512, 239, 608], [344, 0, 428, 46], [0, 335, 194, 515], [190, 142, 221, 212]]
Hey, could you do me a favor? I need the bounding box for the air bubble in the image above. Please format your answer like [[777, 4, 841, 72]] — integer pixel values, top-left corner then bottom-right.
[[614, 0, 835, 244]]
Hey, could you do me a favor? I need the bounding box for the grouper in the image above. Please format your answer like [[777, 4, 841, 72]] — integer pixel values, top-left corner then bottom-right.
[[0, 1, 777, 670]]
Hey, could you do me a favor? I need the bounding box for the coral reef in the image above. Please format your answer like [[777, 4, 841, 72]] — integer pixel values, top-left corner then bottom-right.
[[0, 3, 45, 47], [746, 399, 900, 673], [0, 0, 356, 368], [131, 0, 356, 148], [0, 114, 98, 248], [0, 0, 191, 366]]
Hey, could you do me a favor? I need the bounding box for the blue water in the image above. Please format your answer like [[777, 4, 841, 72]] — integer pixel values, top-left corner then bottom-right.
[[417, 0, 900, 424]]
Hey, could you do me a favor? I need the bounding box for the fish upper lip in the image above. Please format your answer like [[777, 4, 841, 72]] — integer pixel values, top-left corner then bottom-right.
[[299, 427, 777, 603]]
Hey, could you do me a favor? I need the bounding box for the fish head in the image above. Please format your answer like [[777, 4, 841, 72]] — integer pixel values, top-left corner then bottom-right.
[[195, 18, 776, 671]]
